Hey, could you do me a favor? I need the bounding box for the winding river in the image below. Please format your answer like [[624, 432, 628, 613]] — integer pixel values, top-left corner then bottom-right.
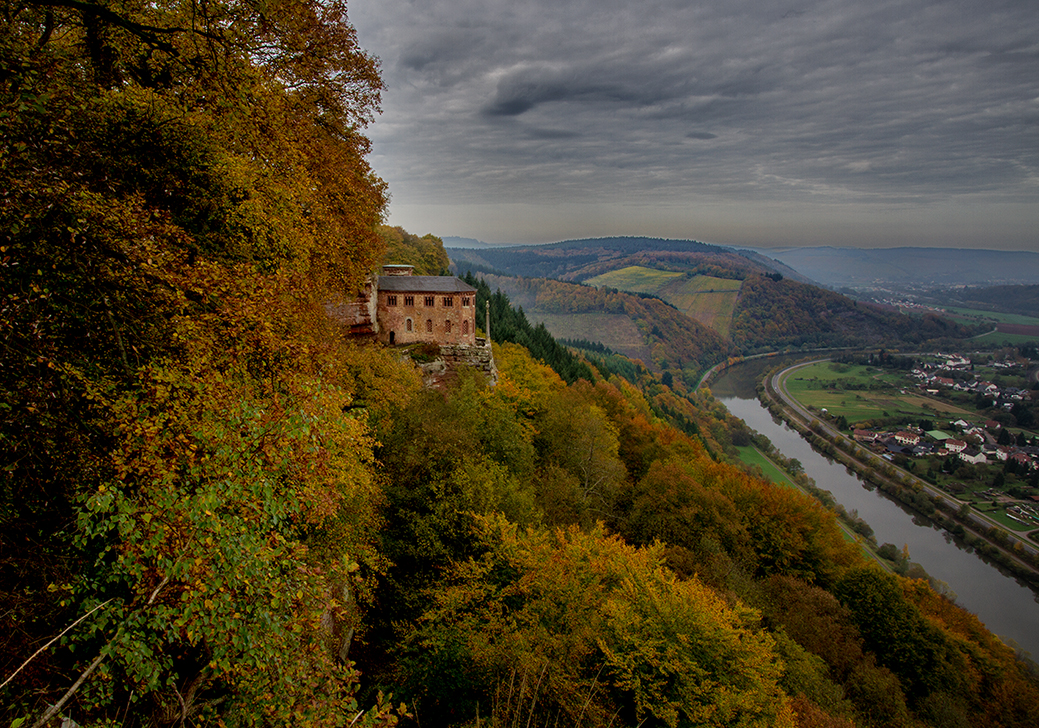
[[710, 357, 1039, 658]]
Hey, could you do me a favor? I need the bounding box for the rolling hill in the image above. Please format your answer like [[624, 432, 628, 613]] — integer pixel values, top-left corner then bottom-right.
[[451, 238, 979, 356], [586, 266, 742, 337], [448, 236, 782, 281]]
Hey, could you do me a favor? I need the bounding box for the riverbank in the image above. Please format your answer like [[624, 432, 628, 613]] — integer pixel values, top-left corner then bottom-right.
[[734, 443, 897, 571], [760, 359, 1039, 591]]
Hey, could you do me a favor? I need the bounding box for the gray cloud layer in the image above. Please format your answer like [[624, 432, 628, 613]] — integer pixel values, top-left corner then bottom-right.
[[350, 0, 1039, 248]]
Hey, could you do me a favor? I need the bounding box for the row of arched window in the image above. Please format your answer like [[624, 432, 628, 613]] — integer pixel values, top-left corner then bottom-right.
[[403, 319, 470, 335], [386, 295, 470, 308]]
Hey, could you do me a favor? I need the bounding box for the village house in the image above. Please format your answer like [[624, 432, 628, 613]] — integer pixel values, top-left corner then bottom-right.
[[853, 429, 877, 443], [945, 439, 967, 453], [959, 448, 987, 465], [1010, 452, 1036, 470], [894, 431, 920, 447]]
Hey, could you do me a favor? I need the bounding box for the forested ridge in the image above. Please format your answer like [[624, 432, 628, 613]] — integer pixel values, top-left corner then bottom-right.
[[450, 237, 769, 283], [453, 249, 980, 357], [731, 277, 980, 353], [928, 284, 1039, 319], [2, 3, 1038, 728]]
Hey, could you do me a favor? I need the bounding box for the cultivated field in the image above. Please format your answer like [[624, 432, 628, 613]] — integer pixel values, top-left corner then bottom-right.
[[585, 266, 742, 337], [973, 331, 1039, 345], [659, 276, 741, 337], [941, 306, 1039, 327], [783, 362, 977, 426]]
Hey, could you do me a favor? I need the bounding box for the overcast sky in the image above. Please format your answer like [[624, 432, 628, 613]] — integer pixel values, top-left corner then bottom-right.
[[349, 0, 1039, 250]]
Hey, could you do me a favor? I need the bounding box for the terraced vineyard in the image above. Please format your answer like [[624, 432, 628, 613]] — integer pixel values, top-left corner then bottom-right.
[[586, 266, 742, 337], [526, 312, 654, 367]]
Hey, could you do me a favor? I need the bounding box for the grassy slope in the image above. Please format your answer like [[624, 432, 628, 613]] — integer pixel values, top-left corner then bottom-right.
[[734, 445, 798, 489], [585, 266, 742, 337], [584, 265, 683, 292]]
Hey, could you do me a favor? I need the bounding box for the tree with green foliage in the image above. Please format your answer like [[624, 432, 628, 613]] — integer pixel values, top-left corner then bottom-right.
[[834, 568, 967, 707], [379, 226, 451, 274]]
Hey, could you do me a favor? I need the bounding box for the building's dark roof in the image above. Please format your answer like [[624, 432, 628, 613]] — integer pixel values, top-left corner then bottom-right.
[[377, 275, 477, 293]]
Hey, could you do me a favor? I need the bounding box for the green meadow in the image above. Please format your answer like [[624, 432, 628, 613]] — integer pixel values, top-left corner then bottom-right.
[[585, 265, 683, 293], [734, 446, 798, 490], [972, 331, 1039, 345], [780, 362, 978, 426], [940, 306, 1039, 327]]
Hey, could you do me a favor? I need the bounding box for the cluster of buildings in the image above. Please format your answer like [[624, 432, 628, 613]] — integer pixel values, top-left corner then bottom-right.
[[852, 422, 1039, 472], [910, 355, 1031, 412]]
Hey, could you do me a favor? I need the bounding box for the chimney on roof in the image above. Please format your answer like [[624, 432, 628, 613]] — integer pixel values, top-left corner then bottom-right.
[[382, 264, 413, 276]]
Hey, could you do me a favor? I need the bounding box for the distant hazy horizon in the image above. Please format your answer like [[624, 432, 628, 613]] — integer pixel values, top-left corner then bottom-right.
[[441, 235, 1039, 256], [352, 0, 1038, 252]]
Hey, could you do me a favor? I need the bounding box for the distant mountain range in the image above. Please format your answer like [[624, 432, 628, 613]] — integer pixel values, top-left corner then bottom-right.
[[750, 246, 1039, 292], [442, 236, 498, 249], [444, 238, 1039, 292]]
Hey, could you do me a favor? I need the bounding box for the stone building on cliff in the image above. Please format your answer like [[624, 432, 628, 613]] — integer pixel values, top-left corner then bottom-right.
[[330, 264, 496, 386], [375, 264, 478, 346]]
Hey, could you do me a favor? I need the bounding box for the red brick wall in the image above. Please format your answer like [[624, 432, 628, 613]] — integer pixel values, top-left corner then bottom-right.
[[377, 291, 477, 346]]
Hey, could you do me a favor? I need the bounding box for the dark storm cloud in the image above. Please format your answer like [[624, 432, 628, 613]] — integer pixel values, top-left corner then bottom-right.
[[350, 0, 1039, 248]]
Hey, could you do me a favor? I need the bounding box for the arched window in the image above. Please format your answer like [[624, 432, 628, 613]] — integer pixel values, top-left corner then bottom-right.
[[406, 318, 413, 332], [445, 320, 452, 333], [462, 320, 469, 335], [426, 319, 433, 333]]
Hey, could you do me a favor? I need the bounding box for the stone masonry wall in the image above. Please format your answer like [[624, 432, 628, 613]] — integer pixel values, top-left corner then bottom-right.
[[377, 291, 476, 346]]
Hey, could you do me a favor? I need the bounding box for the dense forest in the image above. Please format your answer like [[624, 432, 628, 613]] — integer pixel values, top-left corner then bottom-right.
[[2, 3, 1039, 728], [731, 276, 979, 353]]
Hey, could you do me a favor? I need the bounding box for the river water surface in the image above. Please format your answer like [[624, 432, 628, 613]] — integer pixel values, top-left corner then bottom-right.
[[710, 357, 1039, 658]]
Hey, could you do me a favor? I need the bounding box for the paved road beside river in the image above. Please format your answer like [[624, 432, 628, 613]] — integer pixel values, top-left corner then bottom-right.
[[767, 359, 1039, 573]]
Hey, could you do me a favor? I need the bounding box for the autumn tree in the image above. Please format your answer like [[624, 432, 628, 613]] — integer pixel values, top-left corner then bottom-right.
[[0, 0, 399, 724], [396, 518, 794, 728], [379, 226, 451, 274]]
